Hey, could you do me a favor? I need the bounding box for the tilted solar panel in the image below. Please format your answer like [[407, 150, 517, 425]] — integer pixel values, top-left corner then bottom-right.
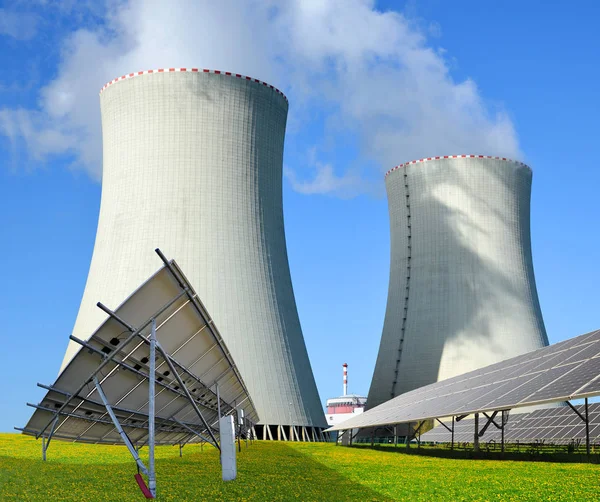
[[21, 256, 258, 446], [327, 329, 600, 432], [420, 404, 600, 446]]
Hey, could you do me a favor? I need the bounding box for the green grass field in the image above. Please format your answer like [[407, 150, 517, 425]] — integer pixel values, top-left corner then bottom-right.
[[0, 433, 598, 501]]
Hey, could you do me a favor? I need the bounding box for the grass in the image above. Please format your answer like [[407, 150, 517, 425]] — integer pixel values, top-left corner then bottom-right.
[[0, 433, 598, 501]]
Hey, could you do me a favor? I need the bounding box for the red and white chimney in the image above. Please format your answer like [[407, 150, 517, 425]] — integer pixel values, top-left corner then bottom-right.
[[343, 363, 348, 396]]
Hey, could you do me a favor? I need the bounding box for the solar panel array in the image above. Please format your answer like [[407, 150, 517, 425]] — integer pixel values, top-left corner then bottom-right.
[[419, 404, 600, 445], [327, 329, 600, 431], [22, 259, 258, 445]]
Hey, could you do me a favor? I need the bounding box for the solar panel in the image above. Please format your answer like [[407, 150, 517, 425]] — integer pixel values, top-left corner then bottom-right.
[[327, 328, 600, 432], [419, 403, 600, 446], [20, 254, 258, 446]]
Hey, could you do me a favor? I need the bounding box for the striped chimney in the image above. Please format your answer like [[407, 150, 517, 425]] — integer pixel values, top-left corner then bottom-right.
[[343, 363, 348, 396]]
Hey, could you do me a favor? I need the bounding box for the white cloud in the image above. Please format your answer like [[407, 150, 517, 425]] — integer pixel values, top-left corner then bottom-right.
[[284, 159, 381, 199], [0, 8, 39, 40], [0, 0, 522, 196]]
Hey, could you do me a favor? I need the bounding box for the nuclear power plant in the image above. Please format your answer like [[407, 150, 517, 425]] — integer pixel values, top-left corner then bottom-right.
[[60, 68, 326, 440], [367, 155, 549, 410], [29, 69, 553, 448], [325, 364, 367, 430]]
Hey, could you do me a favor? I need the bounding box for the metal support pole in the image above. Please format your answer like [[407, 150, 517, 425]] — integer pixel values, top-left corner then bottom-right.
[[406, 422, 411, 449], [501, 411, 506, 454], [179, 443, 183, 457], [394, 424, 398, 447], [148, 319, 157, 498], [474, 413, 480, 452], [93, 376, 149, 476], [566, 400, 590, 457], [451, 416, 455, 451], [46, 416, 59, 451], [237, 410, 242, 453], [585, 398, 590, 457], [216, 384, 221, 420], [371, 429, 374, 447], [42, 415, 59, 461]]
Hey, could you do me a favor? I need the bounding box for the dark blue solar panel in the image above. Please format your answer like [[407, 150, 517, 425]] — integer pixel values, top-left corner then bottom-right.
[[330, 329, 600, 433]]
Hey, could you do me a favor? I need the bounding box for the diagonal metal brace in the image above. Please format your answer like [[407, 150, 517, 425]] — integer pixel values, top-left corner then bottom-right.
[[435, 418, 452, 433], [409, 420, 426, 441], [155, 341, 221, 451], [566, 401, 586, 423], [482, 411, 504, 430], [45, 415, 59, 450], [479, 411, 499, 437], [93, 376, 149, 476], [171, 418, 217, 447]]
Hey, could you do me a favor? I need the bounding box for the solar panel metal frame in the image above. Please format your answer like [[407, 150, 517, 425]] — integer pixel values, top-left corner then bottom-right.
[[327, 329, 600, 432], [20, 251, 258, 446], [419, 403, 600, 446]]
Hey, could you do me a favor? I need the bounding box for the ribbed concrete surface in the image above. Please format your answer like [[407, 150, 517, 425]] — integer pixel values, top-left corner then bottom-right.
[[367, 156, 548, 410], [61, 70, 326, 428]]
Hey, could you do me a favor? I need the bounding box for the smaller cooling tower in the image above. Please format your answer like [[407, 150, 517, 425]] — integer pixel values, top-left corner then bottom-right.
[[368, 155, 548, 410]]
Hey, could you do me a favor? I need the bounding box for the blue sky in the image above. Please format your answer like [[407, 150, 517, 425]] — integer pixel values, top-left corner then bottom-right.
[[1, 0, 599, 432]]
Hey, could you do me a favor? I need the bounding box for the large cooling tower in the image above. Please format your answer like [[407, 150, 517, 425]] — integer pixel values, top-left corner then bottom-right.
[[367, 155, 548, 410], [61, 68, 326, 437]]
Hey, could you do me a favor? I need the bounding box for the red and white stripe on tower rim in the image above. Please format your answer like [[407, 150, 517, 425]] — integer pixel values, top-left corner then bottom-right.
[[384, 155, 531, 178], [343, 363, 348, 396], [99, 68, 288, 102]]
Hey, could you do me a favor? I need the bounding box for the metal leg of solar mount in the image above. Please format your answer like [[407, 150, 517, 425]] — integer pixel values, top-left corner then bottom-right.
[[474, 413, 480, 452], [42, 415, 59, 461], [413, 420, 425, 447], [566, 400, 590, 457], [416, 421, 424, 450], [216, 384, 221, 420], [237, 411, 242, 453], [434, 417, 454, 450], [155, 341, 221, 451], [371, 429, 374, 447], [148, 318, 157, 498], [479, 411, 498, 437], [93, 376, 149, 476], [406, 422, 411, 449], [501, 411, 506, 454], [585, 398, 590, 457], [394, 425, 398, 447]]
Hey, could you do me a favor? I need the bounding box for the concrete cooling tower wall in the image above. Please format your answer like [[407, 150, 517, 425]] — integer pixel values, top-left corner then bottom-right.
[[367, 155, 548, 410], [61, 68, 326, 436]]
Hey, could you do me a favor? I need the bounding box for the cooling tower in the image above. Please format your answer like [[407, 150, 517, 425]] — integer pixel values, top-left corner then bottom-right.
[[61, 68, 326, 438], [367, 155, 548, 410]]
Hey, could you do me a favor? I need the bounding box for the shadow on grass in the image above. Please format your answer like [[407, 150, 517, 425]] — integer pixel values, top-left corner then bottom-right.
[[351, 443, 600, 464]]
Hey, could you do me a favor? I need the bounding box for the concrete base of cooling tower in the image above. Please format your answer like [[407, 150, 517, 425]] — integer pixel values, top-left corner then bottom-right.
[[252, 424, 328, 442]]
